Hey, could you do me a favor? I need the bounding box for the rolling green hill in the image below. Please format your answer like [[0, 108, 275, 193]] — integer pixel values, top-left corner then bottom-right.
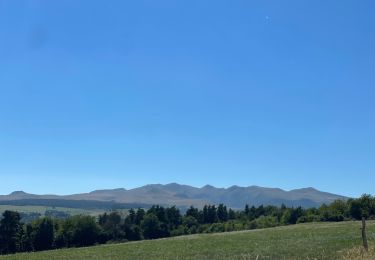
[[1, 221, 374, 259]]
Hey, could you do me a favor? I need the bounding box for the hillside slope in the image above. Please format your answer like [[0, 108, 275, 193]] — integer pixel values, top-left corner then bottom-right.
[[1, 221, 374, 259]]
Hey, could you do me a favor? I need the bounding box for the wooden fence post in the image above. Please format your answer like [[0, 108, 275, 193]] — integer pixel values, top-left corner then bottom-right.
[[362, 217, 368, 252]]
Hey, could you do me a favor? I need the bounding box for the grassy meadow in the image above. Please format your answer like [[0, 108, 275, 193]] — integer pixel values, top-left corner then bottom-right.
[[1, 221, 374, 260], [0, 205, 105, 217]]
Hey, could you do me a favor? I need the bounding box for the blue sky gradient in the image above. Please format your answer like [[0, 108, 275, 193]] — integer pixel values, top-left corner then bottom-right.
[[0, 1, 374, 197]]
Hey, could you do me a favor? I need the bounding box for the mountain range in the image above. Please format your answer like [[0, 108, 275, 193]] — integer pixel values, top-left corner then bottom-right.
[[0, 183, 348, 209]]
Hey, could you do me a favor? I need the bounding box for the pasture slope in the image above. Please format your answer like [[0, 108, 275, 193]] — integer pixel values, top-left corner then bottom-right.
[[1, 221, 374, 260], [0, 205, 105, 216]]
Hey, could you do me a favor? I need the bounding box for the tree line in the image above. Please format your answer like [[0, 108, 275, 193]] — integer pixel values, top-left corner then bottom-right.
[[0, 194, 374, 255]]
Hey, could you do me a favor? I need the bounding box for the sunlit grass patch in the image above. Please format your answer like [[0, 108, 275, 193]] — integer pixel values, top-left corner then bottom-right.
[[342, 245, 375, 260]]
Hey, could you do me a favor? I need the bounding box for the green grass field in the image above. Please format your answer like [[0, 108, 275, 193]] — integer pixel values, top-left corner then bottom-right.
[[1, 221, 374, 259], [0, 205, 104, 216]]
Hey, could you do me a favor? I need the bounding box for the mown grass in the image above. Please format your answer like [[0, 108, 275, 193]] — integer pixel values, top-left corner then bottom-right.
[[1, 221, 374, 260]]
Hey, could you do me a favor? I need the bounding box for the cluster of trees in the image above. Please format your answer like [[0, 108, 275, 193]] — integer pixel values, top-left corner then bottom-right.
[[1, 194, 374, 255]]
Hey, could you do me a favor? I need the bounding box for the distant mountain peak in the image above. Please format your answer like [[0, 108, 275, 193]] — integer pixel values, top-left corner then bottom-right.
[[165, 183, 182, 188], [228, 185, 240, 190], [89, 188, 126, 194], [9, 191, 28, 196]]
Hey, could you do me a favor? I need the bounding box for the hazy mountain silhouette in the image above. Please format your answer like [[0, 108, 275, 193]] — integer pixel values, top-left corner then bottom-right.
[[0, 183, 347, 208]]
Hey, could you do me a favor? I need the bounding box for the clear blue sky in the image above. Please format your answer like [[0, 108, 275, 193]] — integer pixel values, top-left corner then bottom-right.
[[0, 1, 374, 197]]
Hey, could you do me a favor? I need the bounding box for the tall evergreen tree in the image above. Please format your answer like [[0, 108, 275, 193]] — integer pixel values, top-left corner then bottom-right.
[[0, 211, 22, 254], [31, 217, 55, 251], [217, 204, 228, 222]]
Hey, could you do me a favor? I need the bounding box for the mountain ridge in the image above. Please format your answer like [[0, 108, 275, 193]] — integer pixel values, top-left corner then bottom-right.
[[0, 183, 348, 208]]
